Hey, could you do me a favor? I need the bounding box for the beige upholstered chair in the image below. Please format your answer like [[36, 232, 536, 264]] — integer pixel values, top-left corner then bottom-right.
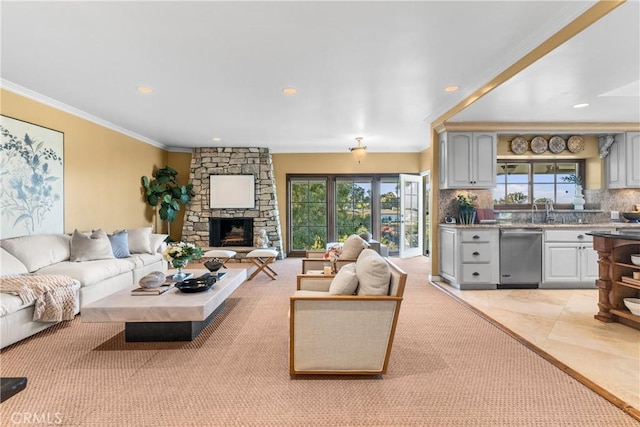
[[290, 254, 407, 375]]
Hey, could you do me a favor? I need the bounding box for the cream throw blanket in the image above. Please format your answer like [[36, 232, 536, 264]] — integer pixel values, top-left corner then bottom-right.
[[0, 274, 78, 322]]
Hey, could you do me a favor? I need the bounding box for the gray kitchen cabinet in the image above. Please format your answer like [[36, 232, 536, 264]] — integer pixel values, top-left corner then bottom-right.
[[438, 227, 499, 289], [605, 132, 640, 189], [439, 132, 496, 189], [542, 229, 613, 288], [439, 227, 456, 278]]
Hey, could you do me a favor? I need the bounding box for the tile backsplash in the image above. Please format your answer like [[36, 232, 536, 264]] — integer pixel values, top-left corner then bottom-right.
[[438, 188, 640, 224]]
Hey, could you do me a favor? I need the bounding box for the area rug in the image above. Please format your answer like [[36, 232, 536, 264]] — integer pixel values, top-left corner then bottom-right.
[[0, 257, 637, 426]]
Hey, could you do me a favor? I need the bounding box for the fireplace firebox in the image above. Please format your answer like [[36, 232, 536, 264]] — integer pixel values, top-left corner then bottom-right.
[[209, 218, 253, 247]]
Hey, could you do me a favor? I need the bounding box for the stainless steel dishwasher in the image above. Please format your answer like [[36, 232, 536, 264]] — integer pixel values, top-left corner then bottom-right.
[[499, 229, 543, 289]]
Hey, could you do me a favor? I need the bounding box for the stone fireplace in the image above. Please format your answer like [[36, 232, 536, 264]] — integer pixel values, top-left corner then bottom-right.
[[181, 147, 284, 258]]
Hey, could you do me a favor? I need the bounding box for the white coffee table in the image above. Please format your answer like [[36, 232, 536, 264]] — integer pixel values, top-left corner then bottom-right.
[[82, 268, 247, 342]]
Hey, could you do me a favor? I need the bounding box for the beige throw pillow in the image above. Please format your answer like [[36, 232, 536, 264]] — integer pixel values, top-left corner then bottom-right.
[[339, 234, 369, 260], [1, 234, 71, 272], [328, 263, 358, 295], [355, 249, 391, 295], [70, 229, 115, 262], [126, 227, 153, 254], [150, 234, 168, 254], [0, 248, 29, 275]]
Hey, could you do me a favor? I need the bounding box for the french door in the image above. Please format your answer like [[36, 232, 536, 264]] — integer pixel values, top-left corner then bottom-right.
[[399, 174, 422, 258]]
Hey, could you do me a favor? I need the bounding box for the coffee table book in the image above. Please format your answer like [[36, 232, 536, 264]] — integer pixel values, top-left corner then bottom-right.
[[131, 284, 174, 296]]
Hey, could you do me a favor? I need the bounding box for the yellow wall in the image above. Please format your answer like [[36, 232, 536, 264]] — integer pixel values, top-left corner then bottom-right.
[[1, 89, 167, 234], [166, 151, 194, 240], [272, 152, 421, 251], [417, 146, 432, 172]]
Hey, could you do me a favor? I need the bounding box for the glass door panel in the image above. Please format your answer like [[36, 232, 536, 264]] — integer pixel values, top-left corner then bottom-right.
[[290, 178, 327, 251], [399, 174, 422, 258]]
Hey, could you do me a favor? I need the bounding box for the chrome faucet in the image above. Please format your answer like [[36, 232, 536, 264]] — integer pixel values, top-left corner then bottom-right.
[[531, 203, 538, 224], [544, 199, 554, 223]]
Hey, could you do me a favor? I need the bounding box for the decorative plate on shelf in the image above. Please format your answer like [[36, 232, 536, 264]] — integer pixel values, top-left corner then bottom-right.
[[530, 136, 548, 154], [549, 136, 566, 153], [567, 135, 585, 153], [511, 136, 528, 155]]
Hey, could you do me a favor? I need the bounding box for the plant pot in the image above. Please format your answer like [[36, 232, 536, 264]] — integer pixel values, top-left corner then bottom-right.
[[171, 259, 189, 279], [573, 186, 585, 210], [458, 210, 476, 225]]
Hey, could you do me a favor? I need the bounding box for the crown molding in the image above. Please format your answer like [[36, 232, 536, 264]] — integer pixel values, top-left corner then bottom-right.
[[1, 79, 167, 150], [439, 121, 640, 133]]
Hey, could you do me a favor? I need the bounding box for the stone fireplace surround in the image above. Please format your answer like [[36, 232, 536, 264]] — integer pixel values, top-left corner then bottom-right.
[[181, 147, 284, 258]]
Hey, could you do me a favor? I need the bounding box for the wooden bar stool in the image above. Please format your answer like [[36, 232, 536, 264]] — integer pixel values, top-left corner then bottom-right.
[[246, 249, 278, 280], [203, 249, 237, 267]]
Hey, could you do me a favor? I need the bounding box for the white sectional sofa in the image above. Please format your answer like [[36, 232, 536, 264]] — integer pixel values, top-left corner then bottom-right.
[[0, 228, 167, 348]]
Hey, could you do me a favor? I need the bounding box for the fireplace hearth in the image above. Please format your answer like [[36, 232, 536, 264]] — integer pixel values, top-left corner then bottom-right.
[[209, 218, 253, 247]]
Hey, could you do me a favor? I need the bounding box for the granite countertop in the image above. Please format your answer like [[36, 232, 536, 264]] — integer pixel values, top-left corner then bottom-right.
[[586, 229, 640, 241], [439, 222, 640, 230]]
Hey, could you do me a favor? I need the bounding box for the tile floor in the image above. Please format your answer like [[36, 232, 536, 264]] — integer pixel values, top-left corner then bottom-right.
[[436, 284, 640, 411]]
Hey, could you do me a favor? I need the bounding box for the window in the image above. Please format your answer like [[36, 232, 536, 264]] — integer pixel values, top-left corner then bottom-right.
[[287, 175, 399, 255], [494, 160, 585, 209], [290, 178, 327, 251], [336, 178, 372, 240]]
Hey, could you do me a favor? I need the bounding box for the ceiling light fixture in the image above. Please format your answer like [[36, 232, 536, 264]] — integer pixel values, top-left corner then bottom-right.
[[573, 103, 589, 108], [137, 86, 153, 94], [282, 87, 297, 95], [444, 85, 459, 92], [349, 137, 367, 163], [212, 137, 222, 142]]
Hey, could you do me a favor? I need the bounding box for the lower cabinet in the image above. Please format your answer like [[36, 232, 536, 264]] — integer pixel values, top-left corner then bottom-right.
[[542, 229, 613, 288], [439, 227, 499, 290]]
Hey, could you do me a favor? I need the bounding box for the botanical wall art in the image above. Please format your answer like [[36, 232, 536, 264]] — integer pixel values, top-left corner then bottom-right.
[[0, 115, 64, 238]]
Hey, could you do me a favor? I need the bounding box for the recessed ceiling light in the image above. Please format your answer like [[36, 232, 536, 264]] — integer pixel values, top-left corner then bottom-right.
[[444, 85, 459, 92], [137, 86, 153, 94], [282, 87, 297, 95], [212, 137, 222, 142], [573, 103, 589, 109]]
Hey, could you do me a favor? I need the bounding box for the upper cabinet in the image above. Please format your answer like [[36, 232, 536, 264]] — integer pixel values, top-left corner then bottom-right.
[[605, 132, 640, 189], [439, 132, 496, 189]]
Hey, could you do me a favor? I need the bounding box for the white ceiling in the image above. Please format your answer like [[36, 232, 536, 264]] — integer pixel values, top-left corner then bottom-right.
[[1, 1, 638, 153]]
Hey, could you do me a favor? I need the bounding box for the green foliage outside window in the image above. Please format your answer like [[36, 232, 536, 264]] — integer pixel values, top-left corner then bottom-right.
[[494, 160, 584, 208], [289, 176, 400, 252]]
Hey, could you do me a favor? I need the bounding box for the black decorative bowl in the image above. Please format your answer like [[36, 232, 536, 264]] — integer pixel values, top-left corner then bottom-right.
[[204, 259, 224, 272], [622, 212, 640, 223], [175, 275, 216, 293]]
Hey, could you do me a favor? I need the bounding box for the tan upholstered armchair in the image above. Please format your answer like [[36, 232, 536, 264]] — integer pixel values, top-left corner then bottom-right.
[[290, 253, 407, 375]]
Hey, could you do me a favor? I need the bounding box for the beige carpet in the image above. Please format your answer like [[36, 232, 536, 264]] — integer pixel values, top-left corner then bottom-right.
[[1, 257, 637, 426]]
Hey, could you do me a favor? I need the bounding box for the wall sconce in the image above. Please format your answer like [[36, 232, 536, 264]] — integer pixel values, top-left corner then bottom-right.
[[349, 137, 367, 163]]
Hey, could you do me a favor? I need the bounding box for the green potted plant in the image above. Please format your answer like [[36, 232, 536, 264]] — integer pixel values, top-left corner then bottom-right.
[[561, 174, 583, 188], [456, 193, 477, 224], [141, 166, 196, 235]]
